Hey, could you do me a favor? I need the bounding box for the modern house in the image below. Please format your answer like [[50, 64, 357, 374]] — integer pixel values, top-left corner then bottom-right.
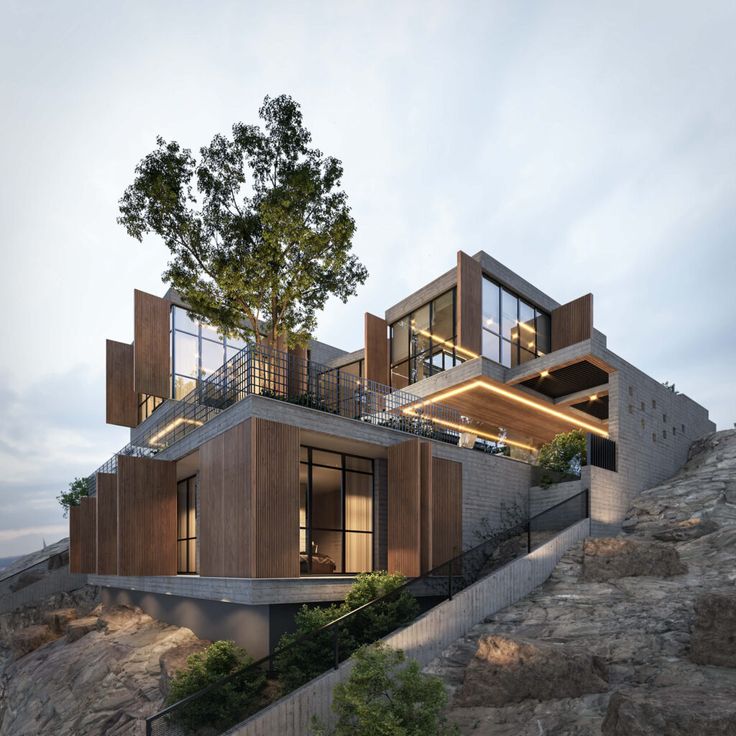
[[70, 250, 715, 656]]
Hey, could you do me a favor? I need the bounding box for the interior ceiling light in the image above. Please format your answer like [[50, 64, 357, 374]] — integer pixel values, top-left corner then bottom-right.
[[540, 370, 550, 378], [401, 407, 536, 451], [148, 417, 204, 447], [411, 380, 609, 437]]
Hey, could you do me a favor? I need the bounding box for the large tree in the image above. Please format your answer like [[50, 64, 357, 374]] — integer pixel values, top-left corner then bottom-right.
[[118, 95, 367, 347]]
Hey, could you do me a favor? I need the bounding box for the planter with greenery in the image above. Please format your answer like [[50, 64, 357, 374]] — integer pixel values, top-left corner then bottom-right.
[[535, 429, 587, 488]]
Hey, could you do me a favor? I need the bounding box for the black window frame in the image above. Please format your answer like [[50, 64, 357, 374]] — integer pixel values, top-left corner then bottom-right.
[[481, 275, 551, 368], [299, 445, 375, 575], [389, 288, 459, 388], [176, 474, 198, 575]]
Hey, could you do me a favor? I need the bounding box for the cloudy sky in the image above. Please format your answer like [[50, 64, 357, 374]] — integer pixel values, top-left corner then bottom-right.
[[1, 1, 734, 557]]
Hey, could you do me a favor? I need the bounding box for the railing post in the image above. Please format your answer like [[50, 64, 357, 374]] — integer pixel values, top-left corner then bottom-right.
[[145, 717, 153, 736], [333, 625, 340, 669]]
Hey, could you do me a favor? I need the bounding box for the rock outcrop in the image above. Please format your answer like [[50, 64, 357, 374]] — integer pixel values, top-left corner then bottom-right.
[[454, 635, 608, 707], [0, 592, 209, 736], [427, 429, 736, 735], [581, 537, 686, 581]]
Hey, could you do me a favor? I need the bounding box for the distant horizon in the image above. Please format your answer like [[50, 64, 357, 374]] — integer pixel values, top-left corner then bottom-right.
[[1, 1, 734, 555]]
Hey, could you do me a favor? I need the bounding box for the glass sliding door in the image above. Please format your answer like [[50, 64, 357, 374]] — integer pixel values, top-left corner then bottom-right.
[[299, 447, 374, 575]]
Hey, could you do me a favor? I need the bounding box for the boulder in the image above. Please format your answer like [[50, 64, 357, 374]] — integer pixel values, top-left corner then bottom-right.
[[689, 592, 736, 667], [11, 624, 55, 658], [65, 616, 101, 642], [43, 607, 78, 634], [651, 518, 719, 543], [602, 686, 736, 735], [453, 634, 608, 707], [581, 537, 686, 582]]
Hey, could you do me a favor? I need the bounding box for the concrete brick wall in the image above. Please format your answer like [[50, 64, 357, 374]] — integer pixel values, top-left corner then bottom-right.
[[227, 518, 590, 736]]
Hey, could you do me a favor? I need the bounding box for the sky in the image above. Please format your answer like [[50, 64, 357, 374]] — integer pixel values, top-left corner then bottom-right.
[[0, 1, 734, 557]]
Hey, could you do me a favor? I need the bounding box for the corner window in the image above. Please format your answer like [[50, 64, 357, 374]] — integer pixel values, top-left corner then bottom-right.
[[481, 276, 550, 367], [389, 289, 459, 388]]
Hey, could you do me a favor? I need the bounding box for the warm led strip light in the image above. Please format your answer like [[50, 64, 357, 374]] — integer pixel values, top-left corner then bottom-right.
[[401, 407, 537, 452], [411, 380, 609, 437], [411, 326, 479, 360], [148, 417, 204, 447]]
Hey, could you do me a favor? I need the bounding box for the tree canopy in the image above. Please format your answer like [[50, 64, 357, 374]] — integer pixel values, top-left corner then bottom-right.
[[118, 95, 368, 347]]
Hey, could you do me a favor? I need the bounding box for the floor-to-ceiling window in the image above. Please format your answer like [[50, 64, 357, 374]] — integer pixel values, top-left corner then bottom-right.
[[177, 475, 197, 574], [482, 277, 551, 368], [299, 447, 374, 575], [389, 289, 460, 389], [170, 306, 248, 399]]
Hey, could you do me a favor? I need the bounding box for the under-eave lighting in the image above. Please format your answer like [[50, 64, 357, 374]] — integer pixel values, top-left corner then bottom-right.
[[148, 417, 204, 447], [412, 380, 609, 437]]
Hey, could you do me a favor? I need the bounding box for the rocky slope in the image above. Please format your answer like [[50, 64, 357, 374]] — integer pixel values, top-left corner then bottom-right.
[[0, 589, 208, 736], [427, 429, 736, 735]]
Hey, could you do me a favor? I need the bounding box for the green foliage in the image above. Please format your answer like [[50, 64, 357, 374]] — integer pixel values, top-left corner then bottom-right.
[[276, 572, 419, 692], [166, 640, 265, 732], [312, 644, 458, 736], [537, 429, 586, 484], [118, 94, 368, 347], [56, 477, 88, 518]]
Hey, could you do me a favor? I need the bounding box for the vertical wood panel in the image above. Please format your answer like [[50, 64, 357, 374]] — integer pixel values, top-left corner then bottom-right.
[[134, 289, 171, 398], [79, 497, 97, 574], [419, 442, 433, 573], [106, 340, 137, 427], [288, 346, 309, 396], [364, 313, 389, 385], [199, 418, 299, 578], [432, 457, 462, 568], [551, 293, 593, 351], [117, 455, 177, 576], [69, 506, 81, 574], [387, 439, 422, 577], [96, 473, 118, 575], [456, 251, 482, 356], [253, 418, 300, 578]]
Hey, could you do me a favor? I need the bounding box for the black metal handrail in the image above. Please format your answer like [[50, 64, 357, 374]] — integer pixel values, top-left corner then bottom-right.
[[145, 489, 589, 736]]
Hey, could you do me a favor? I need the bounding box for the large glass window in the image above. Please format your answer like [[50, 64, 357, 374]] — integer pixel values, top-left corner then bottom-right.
[[481, 276, 551, 368], [171, 306, 247, 399], [390, 289, 460, 388], [177, 475, 197, 574], [299, 447, 374, 575]]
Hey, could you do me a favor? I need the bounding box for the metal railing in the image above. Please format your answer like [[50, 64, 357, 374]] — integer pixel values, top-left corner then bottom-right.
[[87, 343, 511, 493], [145, 489, 589, 736], [587, 434, 617, 472]]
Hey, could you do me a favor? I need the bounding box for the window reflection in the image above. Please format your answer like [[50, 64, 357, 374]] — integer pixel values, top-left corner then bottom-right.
[[389, 289, 458, 388], [482, 276, 550, 368]]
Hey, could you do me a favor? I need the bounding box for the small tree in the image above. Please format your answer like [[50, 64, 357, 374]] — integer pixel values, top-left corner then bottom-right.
[[312, 643, 458, 736], [537, 429, 587, 486], [118, 94, 368, 347], [57, 477, 88, 518], [166, 640, 265, 731]]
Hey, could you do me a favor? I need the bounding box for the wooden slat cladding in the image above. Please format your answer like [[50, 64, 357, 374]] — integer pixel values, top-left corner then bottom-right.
[[431, 457, 462, 568], [106, 340, 137, 427], [364, 313, 389, 385], [133, 289, 171, 398], [419, 442, 433, 574], [388, 439, 425, 577], [551, 294, 593, 352], [79, 497, 97, 574], [199, 421, 252, 577], [199, 418, 300, 578], [69, 506, 82, 574], [96, 473, 118, 575], [456, 251, 482, 356], [288, 346, 309, 396], [252, 418, 300, 578], [117, 455, 177, 576]]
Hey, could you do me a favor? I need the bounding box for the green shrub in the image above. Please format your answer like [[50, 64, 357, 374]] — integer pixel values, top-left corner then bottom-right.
[[56, 477, 89, 518], [537, 429, 586, 486], [312, 643, 458, 736], [275, 572, 418, 692], [166, 640, 265, 732]]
